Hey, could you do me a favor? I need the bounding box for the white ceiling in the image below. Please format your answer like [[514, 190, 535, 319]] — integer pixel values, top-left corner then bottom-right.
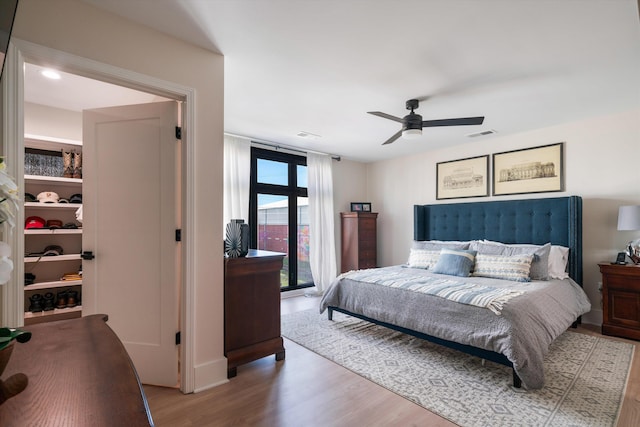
[[28, 0, 640, 162]]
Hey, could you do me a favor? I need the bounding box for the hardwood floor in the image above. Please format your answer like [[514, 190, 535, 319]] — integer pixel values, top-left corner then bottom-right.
[[144, 296, 640, 427]]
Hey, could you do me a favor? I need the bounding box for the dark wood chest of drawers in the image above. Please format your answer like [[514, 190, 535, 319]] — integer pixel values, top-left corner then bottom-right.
[[224, 250, 286, 378], [599, 263, 640, 340], [340, 212, 378, 273]]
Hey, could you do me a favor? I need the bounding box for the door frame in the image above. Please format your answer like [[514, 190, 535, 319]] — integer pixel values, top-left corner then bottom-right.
[[1, 39, 197, 393]]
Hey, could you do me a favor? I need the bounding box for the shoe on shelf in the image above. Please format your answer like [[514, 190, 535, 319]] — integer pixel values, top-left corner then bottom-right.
[[66, 290, 78, 308], [28, 294, 43, 313], [42, 292, 55, 311], [56, 291, 68, 309]]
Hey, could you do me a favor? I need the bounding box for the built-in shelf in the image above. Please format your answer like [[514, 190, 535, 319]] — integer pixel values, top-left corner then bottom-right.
[[24, 133, 82, 150], [24, 279, 82, 291], [24, 175, 82, 186], [24, 254, 82, 263], [25, 228, 82, 235], [24, 305, 83, 325], [23, 133, 84, 326]]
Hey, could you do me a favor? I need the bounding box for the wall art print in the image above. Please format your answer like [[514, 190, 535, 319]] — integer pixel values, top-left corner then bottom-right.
[[436, 155, 489, 200], [493, 142, 564, 196]]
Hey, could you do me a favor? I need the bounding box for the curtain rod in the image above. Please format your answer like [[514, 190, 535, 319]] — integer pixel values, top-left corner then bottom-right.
[[224, 132, 341, 161]]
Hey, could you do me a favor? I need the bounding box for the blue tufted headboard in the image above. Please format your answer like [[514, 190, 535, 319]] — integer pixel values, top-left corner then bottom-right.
[[414, 196, 583, 285]]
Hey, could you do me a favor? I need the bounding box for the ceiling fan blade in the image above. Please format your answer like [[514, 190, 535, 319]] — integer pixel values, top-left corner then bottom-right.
[[368, 111, 403, 123], [382, 130, 402, 145], [422, 116, 485, 127]]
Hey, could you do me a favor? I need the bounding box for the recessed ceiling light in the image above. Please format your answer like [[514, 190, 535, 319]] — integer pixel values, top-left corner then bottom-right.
[[40, 69, 61, 80]]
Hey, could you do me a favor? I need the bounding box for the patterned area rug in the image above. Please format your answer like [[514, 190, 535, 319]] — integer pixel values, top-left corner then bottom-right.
[[281, 309, 634, 427]]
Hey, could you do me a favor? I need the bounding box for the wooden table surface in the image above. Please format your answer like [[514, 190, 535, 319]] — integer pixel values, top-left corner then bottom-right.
[[0, 314, 153, 426]]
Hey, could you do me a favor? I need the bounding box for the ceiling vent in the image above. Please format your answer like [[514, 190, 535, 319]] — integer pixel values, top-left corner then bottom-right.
[[296, 131, 321, 139], [466, 129, 497, 138]]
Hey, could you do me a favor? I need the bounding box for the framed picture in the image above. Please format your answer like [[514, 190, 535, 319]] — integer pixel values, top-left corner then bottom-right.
[[436, 155, 489, 200], [350, 202, 371, 212], [493, 142, 564, 196]]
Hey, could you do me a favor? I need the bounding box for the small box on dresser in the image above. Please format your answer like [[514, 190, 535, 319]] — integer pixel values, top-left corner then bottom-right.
[[598, 263, 640, 340]]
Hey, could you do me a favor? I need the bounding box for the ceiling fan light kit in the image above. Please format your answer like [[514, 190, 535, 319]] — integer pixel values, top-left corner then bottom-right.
[[402, 129, 422, 139], [368, 98, 485, 145]]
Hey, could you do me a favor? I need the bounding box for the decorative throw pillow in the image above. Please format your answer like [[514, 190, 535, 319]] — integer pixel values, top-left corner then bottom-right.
[[470, 241, 551, 280], [473, 253, 533, 282], [412, 240, 471, 251], [407, 249, 440, 269], [548, 245, 570, 279], [432, 248, 477, 277]]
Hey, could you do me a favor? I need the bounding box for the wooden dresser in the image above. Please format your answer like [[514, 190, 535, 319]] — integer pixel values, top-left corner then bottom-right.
[[0, 315, 153, 426], [340, 212, 378, 273], [599, 263, 640, 340], [224, 250, 286, 378]]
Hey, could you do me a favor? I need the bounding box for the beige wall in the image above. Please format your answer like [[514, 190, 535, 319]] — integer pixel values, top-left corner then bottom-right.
[[13, 0, 226, 389], [365, 108, 640, 325], [331, 158, 368, 269], [24, 102, 81, 140]]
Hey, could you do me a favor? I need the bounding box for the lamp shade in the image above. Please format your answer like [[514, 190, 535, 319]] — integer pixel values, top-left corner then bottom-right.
[[617, 205, 640, 231]]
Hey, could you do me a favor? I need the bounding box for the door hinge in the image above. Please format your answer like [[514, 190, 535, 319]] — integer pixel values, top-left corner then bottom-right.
[[175, 331, 181, 345], [175, 126, 182, 140], [175, 229, 182, 242]]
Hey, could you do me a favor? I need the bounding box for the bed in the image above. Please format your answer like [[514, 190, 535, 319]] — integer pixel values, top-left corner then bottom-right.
[[319, 196, 591, 389]]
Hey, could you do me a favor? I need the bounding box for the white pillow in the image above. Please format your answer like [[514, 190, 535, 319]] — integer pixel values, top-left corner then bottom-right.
[[407, 249, 440, 269], [412, 240, 471, 251], [548, 245, 569, 279]]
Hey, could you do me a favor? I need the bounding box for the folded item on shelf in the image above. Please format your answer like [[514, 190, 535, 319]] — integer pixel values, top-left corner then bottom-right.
[[37, 191, 59, 203], [43, 245, 64, 256], [61, 272, 82, 281], [25, 216, 46, 229], [46, 219, 63, 229], [24, 272, 36, 285], [75, 205, 83, 223], [62, 222, 79, 229]]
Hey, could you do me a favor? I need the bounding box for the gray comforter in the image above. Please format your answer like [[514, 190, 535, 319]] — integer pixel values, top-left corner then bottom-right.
[[319, 265, 592, 389]]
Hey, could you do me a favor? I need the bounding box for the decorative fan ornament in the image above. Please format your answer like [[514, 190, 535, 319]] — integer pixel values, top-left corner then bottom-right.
[[225, 219, 249, 258]]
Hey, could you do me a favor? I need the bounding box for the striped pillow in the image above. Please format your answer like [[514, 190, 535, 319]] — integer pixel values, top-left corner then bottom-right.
[[407, 249, 440, 269], [432, 249, 477, 277], [473, 253, 533, 282]]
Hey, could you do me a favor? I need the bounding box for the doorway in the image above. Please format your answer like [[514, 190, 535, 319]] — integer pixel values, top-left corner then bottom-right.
[[2, 39, 197, 392]]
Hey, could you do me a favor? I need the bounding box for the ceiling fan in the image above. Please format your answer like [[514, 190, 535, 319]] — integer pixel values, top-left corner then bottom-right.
[[368, 99, 485, 145]]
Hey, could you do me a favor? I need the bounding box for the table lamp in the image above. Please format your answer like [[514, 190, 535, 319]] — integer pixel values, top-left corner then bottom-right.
[[617, 205, 640, 264]]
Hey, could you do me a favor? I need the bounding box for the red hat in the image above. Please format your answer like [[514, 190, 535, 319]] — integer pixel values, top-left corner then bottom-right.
[[25, 216, 46, 229]]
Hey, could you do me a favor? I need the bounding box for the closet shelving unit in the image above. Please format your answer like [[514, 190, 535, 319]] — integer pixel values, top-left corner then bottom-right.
[[23, 134, 83, 325]]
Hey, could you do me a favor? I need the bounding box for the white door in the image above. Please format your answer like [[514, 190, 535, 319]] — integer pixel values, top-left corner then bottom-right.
[[82, 101, 180, 387]]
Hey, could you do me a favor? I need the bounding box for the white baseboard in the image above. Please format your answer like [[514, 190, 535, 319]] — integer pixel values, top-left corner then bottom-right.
[[193, 357, 229, 393]]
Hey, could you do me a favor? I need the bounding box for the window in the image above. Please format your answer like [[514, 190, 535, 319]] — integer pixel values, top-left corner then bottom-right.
[[250, 147, 312, 290]]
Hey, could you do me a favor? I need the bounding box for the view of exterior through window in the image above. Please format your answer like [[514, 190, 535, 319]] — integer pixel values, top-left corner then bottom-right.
[[250, 148, 312, 290]]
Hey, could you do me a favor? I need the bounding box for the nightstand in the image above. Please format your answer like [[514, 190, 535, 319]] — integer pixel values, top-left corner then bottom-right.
[[598, 263, 640, 340]]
